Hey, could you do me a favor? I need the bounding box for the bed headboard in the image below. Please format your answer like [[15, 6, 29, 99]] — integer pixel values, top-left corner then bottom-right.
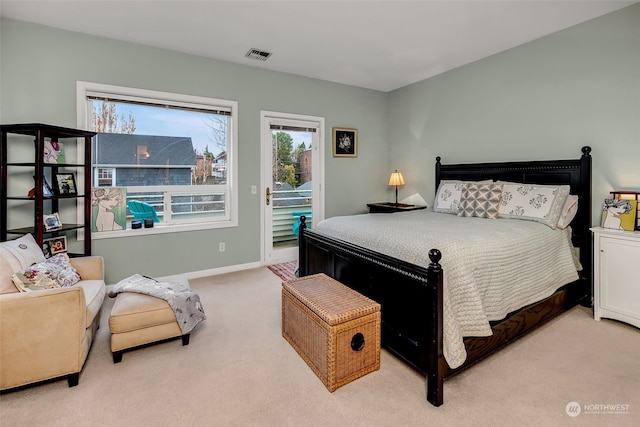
[[435, 146, 592, 303]]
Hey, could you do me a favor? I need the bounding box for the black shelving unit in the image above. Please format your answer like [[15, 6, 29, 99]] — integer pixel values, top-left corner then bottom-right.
[[1, 123, 95, 256]]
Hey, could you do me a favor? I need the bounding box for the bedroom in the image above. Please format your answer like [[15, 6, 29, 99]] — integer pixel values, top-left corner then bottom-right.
[[0, 1, 638, 423]]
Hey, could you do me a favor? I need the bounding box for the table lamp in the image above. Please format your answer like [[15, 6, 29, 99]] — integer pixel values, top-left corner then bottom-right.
[[388, 170, 405, 205]]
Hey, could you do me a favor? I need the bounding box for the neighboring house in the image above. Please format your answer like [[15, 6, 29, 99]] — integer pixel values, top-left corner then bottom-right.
[[92, 133, 195, 187], [213, 151, 227, 183], [298, 150, 312, 185]]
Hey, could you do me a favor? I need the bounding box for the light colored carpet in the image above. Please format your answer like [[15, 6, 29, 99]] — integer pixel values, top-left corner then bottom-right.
[[1, 267, 638, 426]]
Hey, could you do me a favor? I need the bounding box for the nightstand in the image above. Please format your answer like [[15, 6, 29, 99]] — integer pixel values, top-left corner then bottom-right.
[[367, 202, 427, 213], [591, 227, 640, 329]]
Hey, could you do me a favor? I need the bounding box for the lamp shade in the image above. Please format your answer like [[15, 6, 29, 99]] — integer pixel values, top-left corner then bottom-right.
[[388, 170, 405, 186]]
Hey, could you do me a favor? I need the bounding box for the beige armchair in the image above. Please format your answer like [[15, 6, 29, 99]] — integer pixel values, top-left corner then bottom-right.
[[0, 255, 106, 390]]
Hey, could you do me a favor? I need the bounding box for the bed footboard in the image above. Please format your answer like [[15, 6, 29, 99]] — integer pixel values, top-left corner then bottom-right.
[[298, 217, 446, 406]]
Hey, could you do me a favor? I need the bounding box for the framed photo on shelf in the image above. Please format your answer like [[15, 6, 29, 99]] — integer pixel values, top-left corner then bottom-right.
[[43, 213, 62, 231], [43, 236, 67, 257], [332, 127, 358, 158], [54, 173, 77, 195], [43, 140, 65, 164], [43, 176, 55, 197]]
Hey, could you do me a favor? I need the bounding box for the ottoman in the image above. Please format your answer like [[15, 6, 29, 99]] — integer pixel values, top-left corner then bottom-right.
[[108, 274, 191, 363], [282, 273, 381, 392]]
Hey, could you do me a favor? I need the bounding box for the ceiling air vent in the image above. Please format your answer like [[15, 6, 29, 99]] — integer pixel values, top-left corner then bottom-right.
[[245, 48, 272, 61]]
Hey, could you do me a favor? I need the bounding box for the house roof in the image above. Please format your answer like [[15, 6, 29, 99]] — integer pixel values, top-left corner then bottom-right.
[[93, 133, 195, 167]]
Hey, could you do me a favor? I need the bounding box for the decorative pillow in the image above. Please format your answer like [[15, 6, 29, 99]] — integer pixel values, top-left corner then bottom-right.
[[557, 194, 579, 229], [457, 183, 503, 219], [11, 253, 81, 292], [0, 255, 19, 294], [433, 180, 492, 214], [0, 234, 46, 273], [498, 183, 570, 229]]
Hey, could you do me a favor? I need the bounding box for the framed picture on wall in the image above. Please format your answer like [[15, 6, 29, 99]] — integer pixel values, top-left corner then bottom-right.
[[332, 127, 358, 158]]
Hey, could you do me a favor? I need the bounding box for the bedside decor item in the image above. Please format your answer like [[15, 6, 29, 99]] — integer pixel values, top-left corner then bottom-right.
[[43, 213, 62, 231], [601, 198, 637, 231], [610, 191, 640, 230], [332, 127, 357, 157], [388, 169, 405, 205], [54, 173, 77, 195]]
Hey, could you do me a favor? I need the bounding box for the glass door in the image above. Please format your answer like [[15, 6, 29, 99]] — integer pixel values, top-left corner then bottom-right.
[[261, 112, 324, 265]]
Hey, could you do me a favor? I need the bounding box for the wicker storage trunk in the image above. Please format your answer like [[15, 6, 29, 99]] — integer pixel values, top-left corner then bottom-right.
[[282, 273, 381, 392]]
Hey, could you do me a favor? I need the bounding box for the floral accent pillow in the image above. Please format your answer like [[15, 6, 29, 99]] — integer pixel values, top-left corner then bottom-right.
[[11, 253, 81, 292], [433, 180, 492, 214], [498, 183, 570, 229], [457, 183, 503, 219]]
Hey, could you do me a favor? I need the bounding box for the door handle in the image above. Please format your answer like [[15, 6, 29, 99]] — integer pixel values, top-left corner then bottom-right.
[[266, 187, 271, 205]]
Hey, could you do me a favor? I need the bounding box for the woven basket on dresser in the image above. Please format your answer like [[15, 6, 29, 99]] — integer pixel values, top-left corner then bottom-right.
[[282, 273, 381, 392]]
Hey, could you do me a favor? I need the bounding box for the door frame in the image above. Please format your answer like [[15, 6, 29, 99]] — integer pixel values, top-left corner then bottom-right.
[[260, 111, 325, 265]]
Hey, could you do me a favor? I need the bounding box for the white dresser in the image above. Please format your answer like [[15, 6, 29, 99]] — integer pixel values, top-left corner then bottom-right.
[[591, 227, 640, 328]]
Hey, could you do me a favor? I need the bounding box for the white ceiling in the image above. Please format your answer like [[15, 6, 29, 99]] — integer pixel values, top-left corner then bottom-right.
[[1, 0, 635, 92]]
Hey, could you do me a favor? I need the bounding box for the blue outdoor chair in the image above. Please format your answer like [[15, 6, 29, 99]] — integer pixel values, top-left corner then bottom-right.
[[127, 200, 160, 222], [292, 211, 312, 236]]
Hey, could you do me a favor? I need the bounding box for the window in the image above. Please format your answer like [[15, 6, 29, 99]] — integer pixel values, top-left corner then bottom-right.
[[77, 82, 238, 237]]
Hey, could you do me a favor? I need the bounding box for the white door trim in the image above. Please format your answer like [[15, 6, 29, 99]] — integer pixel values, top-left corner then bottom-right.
[[260, 111, 325, 265]]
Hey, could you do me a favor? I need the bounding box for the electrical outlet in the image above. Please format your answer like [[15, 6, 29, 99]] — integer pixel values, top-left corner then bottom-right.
[[219, 242, 226, 252]]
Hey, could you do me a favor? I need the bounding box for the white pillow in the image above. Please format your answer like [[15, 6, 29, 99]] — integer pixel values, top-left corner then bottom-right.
[[0, 234, 46, 273], [0, 255, 19, 294], [433, 180, 492, 214], [498, 182, 570, 229], [557, 194, 579, 229]]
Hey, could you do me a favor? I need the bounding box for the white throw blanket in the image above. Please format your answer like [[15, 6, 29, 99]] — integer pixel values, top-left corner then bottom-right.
[[109, 274, 206, 334], [314, 210, 579, 369]]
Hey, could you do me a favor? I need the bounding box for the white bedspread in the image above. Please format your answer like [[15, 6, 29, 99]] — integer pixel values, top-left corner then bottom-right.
[[313, 210, 579, 369]]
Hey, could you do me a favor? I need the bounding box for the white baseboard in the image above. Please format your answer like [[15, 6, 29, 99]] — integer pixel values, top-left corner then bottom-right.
[[184, 261, 263, 280]]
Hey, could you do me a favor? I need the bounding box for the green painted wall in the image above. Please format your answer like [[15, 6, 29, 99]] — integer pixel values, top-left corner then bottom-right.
[[0, 18, 388, 282], [388, 4, 639, 225]]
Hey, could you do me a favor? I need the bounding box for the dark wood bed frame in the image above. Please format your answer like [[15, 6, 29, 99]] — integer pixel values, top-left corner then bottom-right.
[[298, 146, 592, 406]]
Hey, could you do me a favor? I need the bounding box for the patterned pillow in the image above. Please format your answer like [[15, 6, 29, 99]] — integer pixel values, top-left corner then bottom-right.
[[433, 180, 492, 214], [498, 183, 570, 229], [457, 183, 503, 219], [11, 253, 81, 292]]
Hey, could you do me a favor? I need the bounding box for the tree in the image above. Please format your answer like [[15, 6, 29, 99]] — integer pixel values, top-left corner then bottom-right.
[[203, 115, 228, 154], [283, 164, 297, 188], [272, 131, 295, 184], [91, 101, 136, 134]]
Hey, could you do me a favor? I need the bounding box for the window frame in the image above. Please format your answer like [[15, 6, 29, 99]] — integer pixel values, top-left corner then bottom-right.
[[76, 81, 238, 239]]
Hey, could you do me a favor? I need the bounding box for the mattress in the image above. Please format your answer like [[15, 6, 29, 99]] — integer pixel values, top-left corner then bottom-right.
[[313, 210, 580, 368]]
